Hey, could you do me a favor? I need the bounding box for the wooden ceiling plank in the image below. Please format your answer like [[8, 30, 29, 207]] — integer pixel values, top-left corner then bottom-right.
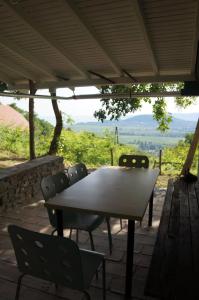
[[191, 0, 199, 75], [130, 0, 158, 75], [0, 36, 57, 81], [3, 0, 88, 79], [65, 0, 121, 75], [0, 71, 13, 86], [0, 56, 37, 81]]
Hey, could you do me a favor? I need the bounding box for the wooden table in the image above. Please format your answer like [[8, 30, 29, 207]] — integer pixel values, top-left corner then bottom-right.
[[45, 166, 159, 299]]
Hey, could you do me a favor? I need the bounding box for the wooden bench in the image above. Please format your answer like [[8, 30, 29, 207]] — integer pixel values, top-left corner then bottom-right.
[[145, 178, 199, 299]]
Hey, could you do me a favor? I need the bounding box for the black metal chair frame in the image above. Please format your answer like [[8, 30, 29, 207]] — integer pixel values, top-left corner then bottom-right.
[[119, 154, 150, 228], [8, 225, 106, 300]]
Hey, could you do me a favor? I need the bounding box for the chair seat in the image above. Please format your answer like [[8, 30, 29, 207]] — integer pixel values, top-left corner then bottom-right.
[[80, 249, 104, 289], [63, 212, 105, 232]]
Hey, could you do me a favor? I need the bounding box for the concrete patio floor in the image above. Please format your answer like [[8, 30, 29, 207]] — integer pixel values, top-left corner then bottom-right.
[[0, 188, 165, 300]]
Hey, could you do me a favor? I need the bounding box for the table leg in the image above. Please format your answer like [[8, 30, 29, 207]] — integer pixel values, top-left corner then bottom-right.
[[148, 191, 154, 227], [56, 209, 63, 237], [125, 219, 135, 299]]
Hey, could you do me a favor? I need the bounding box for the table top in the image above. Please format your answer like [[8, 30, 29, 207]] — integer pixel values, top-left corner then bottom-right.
[[45, 166, 159, 220]]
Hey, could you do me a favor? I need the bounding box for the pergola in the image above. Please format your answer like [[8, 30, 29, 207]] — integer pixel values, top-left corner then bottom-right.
[[0, 0, 198, 98]]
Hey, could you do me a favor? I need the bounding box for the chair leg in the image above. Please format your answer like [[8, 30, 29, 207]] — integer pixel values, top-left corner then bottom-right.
[[51, 228, 57, 235], [102, 259, 106, 300], [88, 231, 95, 251], [106, 217, 112, 255], [15, 273, 25, 300], [83, 291, 91, 300], [120, 218, 123, 230]]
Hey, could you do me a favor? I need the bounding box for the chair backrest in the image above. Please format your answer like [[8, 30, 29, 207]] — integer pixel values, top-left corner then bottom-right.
[[68, 165, 79, 186], [8, 225, 84, 290], [40, 175, 56, 201], [75, 163, 88, 180], [52, 172, 70, 193], [119, 154, 149, 168], [40, 175, 57, 227]]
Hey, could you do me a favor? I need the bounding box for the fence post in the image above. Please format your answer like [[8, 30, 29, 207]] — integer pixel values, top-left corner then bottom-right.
[[110, 148, 114, 166], [159, 149, 162, 175]]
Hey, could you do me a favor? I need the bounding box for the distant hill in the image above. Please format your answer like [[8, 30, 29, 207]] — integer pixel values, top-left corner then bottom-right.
[[75, 114, 196, 130], [173, 113, 199, 122], [0, 104, 29, 129]]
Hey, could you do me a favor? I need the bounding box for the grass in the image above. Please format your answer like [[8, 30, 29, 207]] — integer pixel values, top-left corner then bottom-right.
[[0, 150, 26, 169]]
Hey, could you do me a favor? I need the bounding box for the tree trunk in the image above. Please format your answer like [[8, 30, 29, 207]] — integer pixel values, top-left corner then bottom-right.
[[48, 89, 63, 155], [29, 80, 37, 160]]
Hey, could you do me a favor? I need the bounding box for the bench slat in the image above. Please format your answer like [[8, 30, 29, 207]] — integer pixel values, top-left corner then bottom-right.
[[145, 179, 199, 299]]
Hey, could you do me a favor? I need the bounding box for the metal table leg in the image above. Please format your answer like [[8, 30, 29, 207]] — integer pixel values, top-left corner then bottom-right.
[[148, 191, 154, 227], [125, 219, 135, 299], [56, 209, 63, 237]]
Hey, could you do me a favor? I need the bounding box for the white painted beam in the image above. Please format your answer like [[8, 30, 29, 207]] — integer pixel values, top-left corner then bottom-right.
[[3, 0, 88, 78], [0, 91, 181, 101], [65, 0, 121, 75], [131, 0, 158, 75]]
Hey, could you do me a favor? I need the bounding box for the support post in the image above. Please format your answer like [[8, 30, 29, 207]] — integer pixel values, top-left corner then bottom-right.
[[48, 88, 63, 155], [110, 148, 114, 166], [29, 80, 37, 160], [159, 149, 162, 175]]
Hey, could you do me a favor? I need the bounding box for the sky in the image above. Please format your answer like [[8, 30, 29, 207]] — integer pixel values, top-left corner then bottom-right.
[[0, 86, 198, 123]]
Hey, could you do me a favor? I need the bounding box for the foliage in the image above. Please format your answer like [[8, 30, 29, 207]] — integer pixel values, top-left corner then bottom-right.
[[94, 83, 195, 131], [58, 129, 136, 167], [162, 135, 197, 175], [0, 81, 7, 92]]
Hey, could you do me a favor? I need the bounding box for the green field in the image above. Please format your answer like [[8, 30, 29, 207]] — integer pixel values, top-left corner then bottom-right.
[[119, 135, 181, 146]]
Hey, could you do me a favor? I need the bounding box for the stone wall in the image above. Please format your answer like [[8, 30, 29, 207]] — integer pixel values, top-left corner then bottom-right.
[[0, 155, 64, 210]]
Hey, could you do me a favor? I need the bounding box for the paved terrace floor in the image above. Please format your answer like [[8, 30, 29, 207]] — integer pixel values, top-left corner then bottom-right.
[[0, 189, 165, 300]]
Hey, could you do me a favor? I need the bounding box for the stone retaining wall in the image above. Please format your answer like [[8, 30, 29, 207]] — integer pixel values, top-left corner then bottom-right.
[[0, 155, 64, 210]]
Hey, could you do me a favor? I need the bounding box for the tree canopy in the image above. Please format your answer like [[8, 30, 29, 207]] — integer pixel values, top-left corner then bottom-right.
[[94, 83, 196, 131]]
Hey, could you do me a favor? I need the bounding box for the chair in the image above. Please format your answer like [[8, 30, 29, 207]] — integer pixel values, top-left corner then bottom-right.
[[41, 173, 112, 254], [67, 165, 80, 185], [119, 154, 149, 168], [52, 171, 69, 193], [8, 225, 106, 300], [75, 163, 88, 179], [119, 155, 149, 228]]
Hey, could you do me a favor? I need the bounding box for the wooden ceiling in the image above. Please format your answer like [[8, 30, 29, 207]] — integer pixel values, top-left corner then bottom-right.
[[0, 0, 198, 89]]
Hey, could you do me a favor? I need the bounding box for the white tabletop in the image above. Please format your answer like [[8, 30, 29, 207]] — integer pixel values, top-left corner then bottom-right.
[[45, 166, 159, 221]]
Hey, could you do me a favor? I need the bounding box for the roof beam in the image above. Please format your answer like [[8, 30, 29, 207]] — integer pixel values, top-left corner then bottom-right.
[[65, 0, 121, 75], [0, 90, 181, 101], [0, 36, 57, 81], [4, 0, 88, 78], [12, 74, 194, 90], [131, 0, 158, 75], [191, 1, 199, 75]]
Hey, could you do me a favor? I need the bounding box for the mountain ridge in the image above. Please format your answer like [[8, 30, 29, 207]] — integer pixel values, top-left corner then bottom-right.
[[75, 114, 196, 128]]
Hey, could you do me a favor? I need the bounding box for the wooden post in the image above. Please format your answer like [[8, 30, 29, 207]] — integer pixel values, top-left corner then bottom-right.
[[29, 80, 37, 160], [115, 126, 119, 144], [159, 149, 162, 175], [110, 148, 114, 166], [48, 88, 63, 155], [181, 119, 199, 175]]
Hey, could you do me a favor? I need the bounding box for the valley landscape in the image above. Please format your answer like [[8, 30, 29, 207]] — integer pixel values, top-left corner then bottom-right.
[[72, 113, 197, 152]]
